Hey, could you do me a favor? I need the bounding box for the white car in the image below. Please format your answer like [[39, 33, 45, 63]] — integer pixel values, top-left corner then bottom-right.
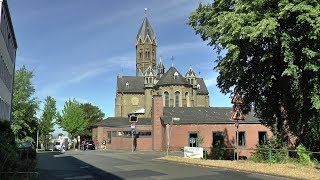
[[54, 141, 62, 151]]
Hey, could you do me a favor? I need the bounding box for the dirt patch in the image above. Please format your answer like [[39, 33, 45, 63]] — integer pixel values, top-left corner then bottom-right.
[[158, 156, 320, 180]]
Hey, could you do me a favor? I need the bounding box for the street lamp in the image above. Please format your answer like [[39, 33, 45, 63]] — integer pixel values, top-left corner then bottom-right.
[[167, 117, 180, 156]]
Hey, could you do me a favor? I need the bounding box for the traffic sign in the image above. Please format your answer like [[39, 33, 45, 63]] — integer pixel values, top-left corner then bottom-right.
[[131, 128, 136, 135], [231, 90, 244, 105], [131, 122, 136, 129], [231, 107, 245, 120]]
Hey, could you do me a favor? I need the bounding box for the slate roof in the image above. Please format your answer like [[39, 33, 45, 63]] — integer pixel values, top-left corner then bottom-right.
[[117, 76, 144, 94], [93, 117, 152, 128], [196, 78, 209, 95], [155, 67, 190, 87], [136, 17, 155, 41], [161, 107, 260, 124]]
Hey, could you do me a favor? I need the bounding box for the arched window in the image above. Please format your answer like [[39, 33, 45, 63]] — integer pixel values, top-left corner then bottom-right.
[[164, 92, 170, 107], [185, 92, 190, 107], [175, 91, 180, 107], [139, 50, 142, 58]]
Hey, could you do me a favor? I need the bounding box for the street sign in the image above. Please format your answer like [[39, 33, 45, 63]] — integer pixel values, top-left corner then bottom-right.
[[131, 128, 136, 135], [231, 90, 244, 105], [131, 122, 136, 129], [231, 107, 245, 120]]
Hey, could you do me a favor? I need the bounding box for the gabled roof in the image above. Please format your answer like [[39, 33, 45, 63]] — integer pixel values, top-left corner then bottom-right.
[[161, 107, 260, 124], [93, 117, 152, 127], [196, 78, 209, 95], [136, 17, 155, 41], [185, 67, 196, 77], [155, 67, 190, 87], [117, 76, 144, 94], [144, 66, 156, 77]]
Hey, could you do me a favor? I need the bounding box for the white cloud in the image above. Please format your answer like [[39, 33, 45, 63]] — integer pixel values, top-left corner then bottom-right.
[[204, 76, 217, 88]]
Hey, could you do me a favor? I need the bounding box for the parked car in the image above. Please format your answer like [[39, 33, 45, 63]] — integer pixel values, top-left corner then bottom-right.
[[18, 142, 36, 159], [85, 140, 95, 150], [54, 141, 62, 151]]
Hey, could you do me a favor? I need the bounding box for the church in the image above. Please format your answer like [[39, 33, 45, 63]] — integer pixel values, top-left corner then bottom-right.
[[92, 14, 272, 158], [115, 16, 209, 118]]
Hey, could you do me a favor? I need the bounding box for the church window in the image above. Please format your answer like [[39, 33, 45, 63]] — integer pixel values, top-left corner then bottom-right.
[[164, 92, 169, 107], [125, 82, 129, 88], [175, 91, 180, 107], [173, 72, 179, 79], [191, 79, 194, 84], [185, 92, 190, 107], [139, 50, 142, 58]]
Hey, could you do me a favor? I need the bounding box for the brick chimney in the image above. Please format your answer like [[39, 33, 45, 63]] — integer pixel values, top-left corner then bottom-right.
[[152, 95, 165, 151]]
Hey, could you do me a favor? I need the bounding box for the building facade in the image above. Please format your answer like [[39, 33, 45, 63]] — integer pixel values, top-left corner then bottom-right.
[[94, 96, 271, 157], [0, 0, 17, 122], [115, 16, 210, 118]]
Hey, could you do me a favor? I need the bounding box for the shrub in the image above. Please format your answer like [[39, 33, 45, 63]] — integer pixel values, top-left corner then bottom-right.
[[250, 137, 289, 163], [296, 144, 314, 165]]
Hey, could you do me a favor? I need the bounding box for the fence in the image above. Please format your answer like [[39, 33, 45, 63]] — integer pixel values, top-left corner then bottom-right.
[[217, 147, 320, 164]]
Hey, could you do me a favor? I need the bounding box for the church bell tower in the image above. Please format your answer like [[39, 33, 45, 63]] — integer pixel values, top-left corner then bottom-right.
[[136, 11, 157, 76]]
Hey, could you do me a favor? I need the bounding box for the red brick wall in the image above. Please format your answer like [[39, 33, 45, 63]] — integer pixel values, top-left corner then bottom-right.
[[168, 123, 272, 157], [102, 125, 153, 151], [152, 95, 166, 151]]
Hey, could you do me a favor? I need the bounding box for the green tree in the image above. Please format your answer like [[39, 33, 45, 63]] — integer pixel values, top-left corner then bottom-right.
[[188, 1, 320, 152], [59, 99, 87, 148], [39, 96, 57, 150], [11, 66, 39, 143], [80, 103, 105, 138]]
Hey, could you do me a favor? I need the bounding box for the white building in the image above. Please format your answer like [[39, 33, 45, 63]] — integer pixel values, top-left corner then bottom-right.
[[0, 0, 17, 123]]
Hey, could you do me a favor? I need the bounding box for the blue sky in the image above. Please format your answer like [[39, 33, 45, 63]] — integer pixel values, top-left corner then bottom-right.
[[9, 1, 231, 134]]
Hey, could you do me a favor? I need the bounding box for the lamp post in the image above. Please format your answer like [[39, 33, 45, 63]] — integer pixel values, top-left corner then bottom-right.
[[167, 117, 180, 156]]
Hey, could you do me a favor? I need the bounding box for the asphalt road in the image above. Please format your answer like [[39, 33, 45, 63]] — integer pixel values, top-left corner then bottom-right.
[[37, 150, 290, 180]]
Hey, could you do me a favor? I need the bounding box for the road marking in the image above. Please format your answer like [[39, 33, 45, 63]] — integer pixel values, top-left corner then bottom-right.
[[64, 175, 93, 179], [79, 166, 90, 169]]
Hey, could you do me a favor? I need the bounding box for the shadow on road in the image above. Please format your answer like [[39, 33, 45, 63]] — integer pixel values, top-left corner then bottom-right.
[[37, 151, 123, 180]]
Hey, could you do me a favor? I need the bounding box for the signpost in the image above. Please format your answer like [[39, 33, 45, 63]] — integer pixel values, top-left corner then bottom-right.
[[231, 89, 245, 161], [129, 114, 138, 152]]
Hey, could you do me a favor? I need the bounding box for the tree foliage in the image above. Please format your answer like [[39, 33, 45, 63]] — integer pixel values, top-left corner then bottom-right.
[[11, 66, 39, 143], [39, 96, 57, 149], [188, 0, 320, 151], [59, 99, 87, 139], [79, 103, 105, 138]]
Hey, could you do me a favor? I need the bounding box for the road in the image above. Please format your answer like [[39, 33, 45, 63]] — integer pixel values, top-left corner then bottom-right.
[[37, 150, 289, 180]]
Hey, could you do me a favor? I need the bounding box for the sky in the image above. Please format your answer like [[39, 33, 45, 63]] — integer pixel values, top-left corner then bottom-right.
[[8, 0, 231, 135]]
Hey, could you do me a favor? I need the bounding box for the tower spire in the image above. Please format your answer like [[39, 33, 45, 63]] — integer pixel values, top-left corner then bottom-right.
[[144, 8, 147, 17], [171, 56, 174, 67]]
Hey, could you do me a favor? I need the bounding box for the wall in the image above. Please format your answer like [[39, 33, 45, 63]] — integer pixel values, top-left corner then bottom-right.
[[168, 123, 272, 157], [115, 93, 145, 117]]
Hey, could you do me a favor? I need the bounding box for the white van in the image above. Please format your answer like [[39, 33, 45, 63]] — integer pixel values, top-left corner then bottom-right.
[[54, 141, 62, 151]]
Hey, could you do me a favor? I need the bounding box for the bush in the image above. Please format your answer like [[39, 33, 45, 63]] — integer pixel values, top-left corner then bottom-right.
[[0, 121, 36, 175], [296, 144, 314, 165], [250, 137, 289, 163]]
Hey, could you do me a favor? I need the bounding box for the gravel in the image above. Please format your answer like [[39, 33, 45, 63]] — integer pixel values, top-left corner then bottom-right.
[[159, 156, 320, 180]]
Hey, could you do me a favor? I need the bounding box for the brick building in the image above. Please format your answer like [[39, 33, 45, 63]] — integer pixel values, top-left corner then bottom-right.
[[92, 13, 272, 158], [93, 96, 272, 157]]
